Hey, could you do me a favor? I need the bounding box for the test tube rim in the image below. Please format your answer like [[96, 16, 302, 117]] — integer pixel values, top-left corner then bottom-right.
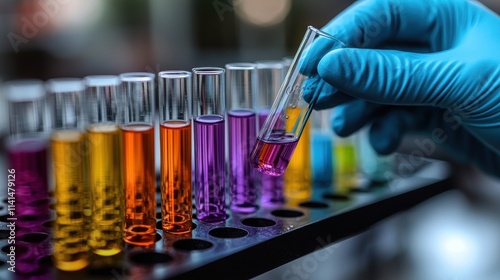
[[225, 62, 257, 70], [46, 78, 84, 94], [119, 72, 156, 82], [158, 70, 192, 79], [307, 25, 346, 46], [255, 60, 284, 70], [4, 79, 45, 102], [84, 75, 121, 87], [192, 67, 225, 75]]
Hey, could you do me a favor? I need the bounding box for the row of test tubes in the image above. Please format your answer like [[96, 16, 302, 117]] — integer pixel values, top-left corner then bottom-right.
[[2, 60, 303, 272]]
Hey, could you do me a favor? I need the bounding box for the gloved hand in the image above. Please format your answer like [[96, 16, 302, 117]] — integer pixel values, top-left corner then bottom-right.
[[304, 0, 500, 176]]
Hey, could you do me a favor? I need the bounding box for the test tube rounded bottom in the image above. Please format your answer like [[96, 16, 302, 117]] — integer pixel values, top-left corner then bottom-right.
[[160, 120, 192, 234], [87, 124, 124, 256], [257, 111, 285, 206], [228, 109, 258, 213], [194, 115, 226, 224], [250, 135, 298, 177], [122, 123, 157, 246], [51, 130, 90, 271]]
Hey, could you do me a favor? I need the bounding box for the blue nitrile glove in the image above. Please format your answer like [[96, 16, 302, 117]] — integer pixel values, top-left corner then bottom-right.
[[303, 0, 500, 177]]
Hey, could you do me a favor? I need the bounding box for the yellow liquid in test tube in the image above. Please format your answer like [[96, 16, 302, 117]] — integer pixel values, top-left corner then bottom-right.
[[284, 107, 312, 202], [86, 124, 124, 256], [51, 130, 89, 271], [334, 140, 358, 195]]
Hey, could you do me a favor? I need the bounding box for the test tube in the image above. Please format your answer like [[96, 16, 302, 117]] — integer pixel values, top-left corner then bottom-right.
[[158, 71, 192, 233], [4, 80, 50, 230], [311, 109, 334, 186], [334, 134, 358, 195], [47, 78, 89, 271], [120, 72, 157, 246], [4, 81, 51, 276], [192, 67, 226, 224], [255, 61, 285, 206], [83, 75, 124, 256], [358, 126, 394, 183], [226, 63, 258, 213], [250, 26, 345, 177]]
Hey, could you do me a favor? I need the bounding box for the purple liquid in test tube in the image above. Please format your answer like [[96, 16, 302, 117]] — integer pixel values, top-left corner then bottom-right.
[[194, 115, 226, 224], [6, 138, 50, 229], [228, 109, 257, 213]]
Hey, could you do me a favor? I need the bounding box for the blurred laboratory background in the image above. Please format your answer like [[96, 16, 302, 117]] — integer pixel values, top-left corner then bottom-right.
[[1, 1, 500, 279]]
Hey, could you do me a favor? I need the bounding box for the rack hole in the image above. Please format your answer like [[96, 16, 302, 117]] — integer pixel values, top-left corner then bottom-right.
[[155, 233, 162, 242], [42, 220, 54, 228], [209, 227, 248, 238], [129, 251, 173, 265], [271, 209, 304, 218], [173, 239, 213, 251], [20, 233, 49, 243], [242, 218, 276, 228], [156, 212, 162, 219], [299, 201, 329, 209]]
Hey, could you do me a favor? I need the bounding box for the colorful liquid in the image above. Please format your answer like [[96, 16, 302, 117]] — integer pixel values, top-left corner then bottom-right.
[[311, 132, 333, 185], [250, 134, 298, 176], [194, 115, 226, 224], [51, 130, 89, 271], [258, 110, 284, 206], [160, 121, 192, 233], [86, 124, 124, 256], [335, 143, 358, 195], [6, 138, 50, 229], [122, 123, 156, 246], [284, 108, 312, 201], [228, 109, 258, 213]]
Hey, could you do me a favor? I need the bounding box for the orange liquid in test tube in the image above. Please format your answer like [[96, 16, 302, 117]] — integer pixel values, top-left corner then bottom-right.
[[160, 120, 192, 233], [122, 123, 156, 246]]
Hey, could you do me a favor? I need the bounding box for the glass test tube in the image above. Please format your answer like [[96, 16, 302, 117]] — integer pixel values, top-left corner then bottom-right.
[[358, 126, 394, 183], [4, 80, 50, 230], [120, 72, 157, 246], [334, 134, 358, 195], [47, 78, 90, 271], [255, 61, 285, 206], [311, 109, 334, 186], [4, 80, 51, 276], [226, 63, 258, 213], [84, 75, 124, 256], [158, 71, 192, 233], [250, 26, 345, 177], [192, 67, 226, 224]]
